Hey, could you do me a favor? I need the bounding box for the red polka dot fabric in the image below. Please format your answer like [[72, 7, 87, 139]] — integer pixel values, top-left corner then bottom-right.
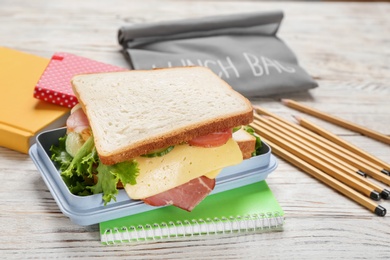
[[34, 52, 126, 108]]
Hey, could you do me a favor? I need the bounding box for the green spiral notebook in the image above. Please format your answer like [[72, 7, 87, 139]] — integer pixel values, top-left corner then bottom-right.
[[100, 181, 284, 244]]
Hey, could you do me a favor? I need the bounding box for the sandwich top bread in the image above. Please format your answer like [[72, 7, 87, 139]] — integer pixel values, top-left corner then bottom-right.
[[71, 66, 253, 165]]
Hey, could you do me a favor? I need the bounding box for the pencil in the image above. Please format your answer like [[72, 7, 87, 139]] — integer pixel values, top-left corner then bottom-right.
[[252, 116, 390, 199], [253, 105, 283, 119], [253, 109, 390, 186], [260, 137, 386, 216], [295, 116, 390, 173], [251, 121, 381, 200], [265, 114, 387, 177], [281, 99, 390, 145], [254, 114, 362, 176], [254, 106, 335, 146]]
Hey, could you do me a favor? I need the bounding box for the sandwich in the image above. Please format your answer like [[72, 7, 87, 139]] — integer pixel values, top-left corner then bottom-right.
[[50, 66, 261, 211]]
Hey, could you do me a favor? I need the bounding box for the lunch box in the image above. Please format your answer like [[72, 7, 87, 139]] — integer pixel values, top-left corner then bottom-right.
[[29, 128, 278, 226]]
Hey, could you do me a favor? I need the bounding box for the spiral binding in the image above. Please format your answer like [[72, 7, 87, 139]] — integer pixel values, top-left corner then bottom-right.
[[101, 212, 284, 245]]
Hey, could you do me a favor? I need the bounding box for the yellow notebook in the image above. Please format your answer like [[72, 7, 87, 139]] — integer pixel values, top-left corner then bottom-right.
[[0, 47, 69, 153]]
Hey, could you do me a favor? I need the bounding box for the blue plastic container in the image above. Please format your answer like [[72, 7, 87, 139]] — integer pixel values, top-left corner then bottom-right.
[[29, 128, 278, 226]]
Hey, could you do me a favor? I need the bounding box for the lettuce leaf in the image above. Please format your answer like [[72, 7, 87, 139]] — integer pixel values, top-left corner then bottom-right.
[[91, 160, 139, 205], [50, 135, 73, 172], [61, 135, 95, 178], [51, 135, 96, 196], [50, 134, 139, 205], [90, 163, 120, 205]]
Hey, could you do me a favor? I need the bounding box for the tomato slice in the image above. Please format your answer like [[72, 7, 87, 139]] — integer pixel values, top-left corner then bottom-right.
[[188, 129, 232, 148]]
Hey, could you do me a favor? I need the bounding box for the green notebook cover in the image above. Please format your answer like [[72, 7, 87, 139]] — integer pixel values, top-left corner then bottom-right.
[[100, 181, 284, 244]]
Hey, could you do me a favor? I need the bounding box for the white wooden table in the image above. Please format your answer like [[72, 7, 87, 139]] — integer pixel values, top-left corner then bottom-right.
[[1, 0, 389, 258]]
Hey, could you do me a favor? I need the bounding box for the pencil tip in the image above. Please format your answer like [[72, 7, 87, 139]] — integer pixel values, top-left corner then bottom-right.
[[370, 191, 381, 201], [381, 169, 390, 176], [292, 115, 301, 123], [381, 189, 390, 200], [356, 170, 367, 178], [253, 106, 261, 113], [280, 99, 288, 105], [375, 205, 386, 217]]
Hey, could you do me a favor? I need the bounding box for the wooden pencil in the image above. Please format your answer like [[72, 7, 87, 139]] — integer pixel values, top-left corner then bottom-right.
[[281, 99, 390, 145], [254, 114, 360, 175], [253, 106, 282, 119], [295, 116, 390, 172], [264, 115, 386, 175], [260, 136, 386, 216], [252, 116, 390, 199], [253, 109, 390, 186], [254, 106, 335, 146], [251, 121, 381, 200]]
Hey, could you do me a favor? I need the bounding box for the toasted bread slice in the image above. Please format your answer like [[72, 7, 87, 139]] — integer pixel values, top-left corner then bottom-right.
[[233, 128, 256, 159], [72, 67, 253, 165]]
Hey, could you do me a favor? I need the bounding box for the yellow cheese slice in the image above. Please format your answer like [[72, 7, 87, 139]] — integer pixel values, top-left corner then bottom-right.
[[124, 138, 242, 199], [204, 169, 222, 179]]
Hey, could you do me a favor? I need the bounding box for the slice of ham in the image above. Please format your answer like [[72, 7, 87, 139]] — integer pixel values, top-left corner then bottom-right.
[[142, 176, 216, 212], [66, 107, 92, 141], [66, 107, 90, 133]]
